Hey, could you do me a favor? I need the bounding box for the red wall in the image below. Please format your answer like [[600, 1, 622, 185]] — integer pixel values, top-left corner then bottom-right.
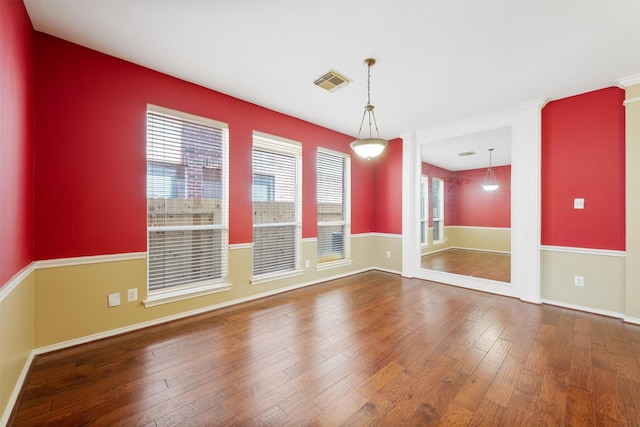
[[0, 1, 34, 286], [34, 33, 374, 260], [541, 87, 625, 251], [373, 138, 403, 234], [421, 163, 510, 228], [449, 166, 511, 228]]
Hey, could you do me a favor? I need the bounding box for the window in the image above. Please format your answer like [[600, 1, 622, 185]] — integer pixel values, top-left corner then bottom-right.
[[432, 177, 444, 243], [420, 175, 429, 246], [317, 149, 351, 264], [252, 132, 302, 280], [252, 174, 275, 202], [146, 105, 228, 295]]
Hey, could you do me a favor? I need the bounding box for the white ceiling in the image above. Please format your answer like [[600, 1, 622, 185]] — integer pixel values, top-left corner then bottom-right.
[[421, 127, 511, 171], [24, 0, 640, 167]]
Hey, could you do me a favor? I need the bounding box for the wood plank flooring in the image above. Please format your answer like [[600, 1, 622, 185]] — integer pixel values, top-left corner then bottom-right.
[[10, 271, 640, 426], [422, 249, 511, 283]]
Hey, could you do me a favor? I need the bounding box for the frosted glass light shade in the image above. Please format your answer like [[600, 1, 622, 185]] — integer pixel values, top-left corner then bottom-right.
[[350, 138, 387, 159], [482, 183, 499, 191]]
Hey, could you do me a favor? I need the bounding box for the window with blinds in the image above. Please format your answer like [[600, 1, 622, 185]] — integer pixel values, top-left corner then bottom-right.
[[146, 105, 228, 293], [252, 133, 302, 278], [317, 149, 350, 264]]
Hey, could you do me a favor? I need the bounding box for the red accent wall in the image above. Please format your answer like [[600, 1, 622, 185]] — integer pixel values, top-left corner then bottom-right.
[[373, 138, 403, 234], [449, 166, 511, 228], [34, 33, 374, 259], [541, 87, 625, 251], [0, 1, 34, 286], [421, 163, 511, 228]]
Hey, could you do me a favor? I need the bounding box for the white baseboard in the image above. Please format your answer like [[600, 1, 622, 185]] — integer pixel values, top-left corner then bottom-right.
[[373, 267, 402, 275], [624, 316, 640, 326], [541, 298, 624, 320]]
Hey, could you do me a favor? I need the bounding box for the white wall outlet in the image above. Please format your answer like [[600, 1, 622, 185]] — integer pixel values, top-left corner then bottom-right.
[[386, 251, 391, 259], [305, 259, 310, 268], [127, 288, 138, 302], [574, 198, 585, 209], [574, 276, 585, 287], [108, 293, 120, 307]]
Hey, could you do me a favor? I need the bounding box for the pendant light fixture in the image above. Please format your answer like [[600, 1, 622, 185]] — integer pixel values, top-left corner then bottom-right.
[[482, 148, 500, 191], [350, 58, 388, 159]]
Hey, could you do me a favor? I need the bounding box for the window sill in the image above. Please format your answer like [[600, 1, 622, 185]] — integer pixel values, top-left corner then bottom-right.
[[251, 269, 304, 286], [316, 258, 353, 272], [143, 280, 231, 308]]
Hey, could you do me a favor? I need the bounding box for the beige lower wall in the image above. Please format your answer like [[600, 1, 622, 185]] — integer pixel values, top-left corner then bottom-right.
[[0, 269, 35, 425], [422, 226, 510, 255], [368, 234, 403, 272], [541, 249, 625, 314]]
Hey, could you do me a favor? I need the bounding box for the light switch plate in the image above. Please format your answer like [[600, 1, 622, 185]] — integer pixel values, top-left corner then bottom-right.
[[574, 198, 585, 209], [108, 293, 120, 307], [127, 288, 138, 302]]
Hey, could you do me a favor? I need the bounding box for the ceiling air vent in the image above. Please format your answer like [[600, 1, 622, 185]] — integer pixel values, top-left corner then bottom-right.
[[458, 151, 476, 157], [314, 70, 351, 92]]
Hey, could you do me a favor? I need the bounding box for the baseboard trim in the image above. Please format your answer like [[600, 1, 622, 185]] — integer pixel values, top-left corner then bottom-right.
[[450, 246, 510, 255], [422, 246, 510, 256], [373, 267, 402, 275], [624, 316, 640, 326], [540, 298, 624, 320]]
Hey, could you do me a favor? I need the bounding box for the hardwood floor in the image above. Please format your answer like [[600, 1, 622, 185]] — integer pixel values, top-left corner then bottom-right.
[[10, 271, 640, 426], [422, 249, 511, 283]]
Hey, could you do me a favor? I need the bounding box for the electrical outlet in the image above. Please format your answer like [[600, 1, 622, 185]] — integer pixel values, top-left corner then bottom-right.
[[574, 276, 585, 287], [305, 259, 310, 268], [108, 293, 120, 307], [386, 251, 391, 259], [127, 288, 138, 302]]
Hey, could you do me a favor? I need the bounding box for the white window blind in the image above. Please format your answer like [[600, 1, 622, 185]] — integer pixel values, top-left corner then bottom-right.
[[252, 133, 302, 277], [146, 105, 228, 292], [317, 149, 350, 263]]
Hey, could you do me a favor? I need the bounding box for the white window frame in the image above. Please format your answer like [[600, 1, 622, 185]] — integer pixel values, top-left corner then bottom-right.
[[144, 105, 230, 307], [316, 147, 352, 271], [251, 131, 303, 284], [420, 175, 429, 247], [432, 177, 445, 244]]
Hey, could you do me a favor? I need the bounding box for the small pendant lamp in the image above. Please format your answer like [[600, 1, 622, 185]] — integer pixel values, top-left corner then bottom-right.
[[481, 148, 500, 191]]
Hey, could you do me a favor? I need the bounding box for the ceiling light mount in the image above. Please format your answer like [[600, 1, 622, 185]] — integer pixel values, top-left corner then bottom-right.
[[350, 58, 388, 160], [482, 148, 499, 191]]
